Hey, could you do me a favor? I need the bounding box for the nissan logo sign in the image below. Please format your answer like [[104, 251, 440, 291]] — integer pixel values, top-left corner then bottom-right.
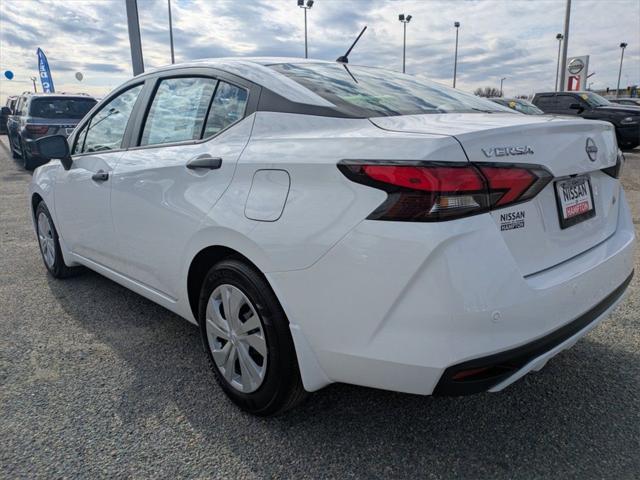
[[586, 138, 598, 162], [568, 58, 585, 75]]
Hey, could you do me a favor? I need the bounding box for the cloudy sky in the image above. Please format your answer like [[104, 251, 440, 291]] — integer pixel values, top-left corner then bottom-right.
[[0, 0, 638, 102]]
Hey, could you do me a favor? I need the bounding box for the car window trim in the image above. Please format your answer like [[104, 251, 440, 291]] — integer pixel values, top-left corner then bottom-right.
[[122, 67, 259, 152], [129, 72, 253, 152]]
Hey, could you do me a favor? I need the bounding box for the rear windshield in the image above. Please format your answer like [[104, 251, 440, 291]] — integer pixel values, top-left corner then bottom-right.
[[269, 63, 510, 117], [29, 97, 97, 119]]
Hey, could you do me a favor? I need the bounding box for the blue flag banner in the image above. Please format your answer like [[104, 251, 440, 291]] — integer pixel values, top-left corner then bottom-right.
[[37, 48, 55, 93]]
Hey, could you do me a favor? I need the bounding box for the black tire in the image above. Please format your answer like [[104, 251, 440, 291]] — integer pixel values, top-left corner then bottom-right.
[[34, 201, 82, 278], [198, 258, 307, 416], [21, 138, 38, 170], [9, 134, 21, 159]]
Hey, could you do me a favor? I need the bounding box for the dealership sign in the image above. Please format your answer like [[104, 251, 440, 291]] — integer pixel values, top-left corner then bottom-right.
[[565, 55, 589, 91]]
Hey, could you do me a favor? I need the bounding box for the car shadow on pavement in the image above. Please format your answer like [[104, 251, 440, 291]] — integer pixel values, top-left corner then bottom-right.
[[46, 270, 639, 479]]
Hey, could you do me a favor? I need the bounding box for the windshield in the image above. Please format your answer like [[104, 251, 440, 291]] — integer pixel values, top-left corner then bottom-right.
[[578, 92, 612, 108], [29, 97, 97, 119], [511, 99, 544, 115], [269, 63, 511, 117]]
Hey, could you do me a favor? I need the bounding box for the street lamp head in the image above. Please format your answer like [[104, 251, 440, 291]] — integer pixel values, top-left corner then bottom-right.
[[399, 13, 405, 21], [306, 0, 313, 7], [556, 33, 563, 40], [297, 0, 304, 6], [406, 15, 412, 22], [620, 42, 628, 48], [454, 21, 460, 28]]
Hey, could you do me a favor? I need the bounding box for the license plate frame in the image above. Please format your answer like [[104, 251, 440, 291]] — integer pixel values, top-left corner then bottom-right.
[[554, 175, 596, 229]]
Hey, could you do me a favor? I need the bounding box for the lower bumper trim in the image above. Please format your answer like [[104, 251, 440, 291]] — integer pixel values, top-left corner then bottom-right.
[[433, 270, 634, 396]]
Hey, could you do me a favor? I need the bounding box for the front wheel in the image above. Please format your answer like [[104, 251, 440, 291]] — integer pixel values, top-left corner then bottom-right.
[[198, 259, 307, 415], [35, 201, 82, 278]]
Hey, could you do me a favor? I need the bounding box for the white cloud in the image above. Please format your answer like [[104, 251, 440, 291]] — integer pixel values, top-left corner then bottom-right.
[[0, 0, 638, 102]]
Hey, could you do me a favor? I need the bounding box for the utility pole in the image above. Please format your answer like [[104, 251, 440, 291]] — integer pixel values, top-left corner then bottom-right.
[[616, 42, 628, 97], [168, 0, 175, 64], [500, 77, 506, 97], [399, 14, 412, 74], [555, 33, 563, 92], [298, 0, 314, 59], [558, 0, 571, 91], [453, 21, 460, 88], [125, 0, 144, 75]]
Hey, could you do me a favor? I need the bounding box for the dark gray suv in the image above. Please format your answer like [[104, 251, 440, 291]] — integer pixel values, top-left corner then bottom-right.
[[7, 93, 97, 169]]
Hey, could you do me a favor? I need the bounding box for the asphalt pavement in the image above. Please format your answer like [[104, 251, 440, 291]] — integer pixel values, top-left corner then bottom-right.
[[1, 136, 639, 479]]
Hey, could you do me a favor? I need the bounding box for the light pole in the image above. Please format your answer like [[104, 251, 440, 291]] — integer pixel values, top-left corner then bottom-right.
[[453, 21, 460, 88], [558, 0, 571, 91], [30, 76, 37, 93], [555, 33, 564, 92], [616, 42, 628, 97], [399, 14, 412, 73], [500, 77, 506, 97], [298, 0, 314, 59], [168, 0, 175, 64], [125, 0, 144, 75]]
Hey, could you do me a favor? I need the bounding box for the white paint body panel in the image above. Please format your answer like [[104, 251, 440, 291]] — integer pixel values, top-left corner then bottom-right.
[[29, 61, 636, 397]]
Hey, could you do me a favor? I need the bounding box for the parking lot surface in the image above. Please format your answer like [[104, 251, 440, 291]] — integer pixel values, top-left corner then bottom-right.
[[1, 136, 639, 479]]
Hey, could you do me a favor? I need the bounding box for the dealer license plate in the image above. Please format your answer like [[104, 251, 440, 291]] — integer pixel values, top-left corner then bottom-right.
[[554, 175, 596, 229]]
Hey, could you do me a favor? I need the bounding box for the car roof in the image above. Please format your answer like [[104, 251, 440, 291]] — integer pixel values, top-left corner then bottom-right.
[[137, 57, 340, 108]]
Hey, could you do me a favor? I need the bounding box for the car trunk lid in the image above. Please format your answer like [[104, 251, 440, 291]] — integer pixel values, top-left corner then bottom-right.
[[370, 113, 620, 276]]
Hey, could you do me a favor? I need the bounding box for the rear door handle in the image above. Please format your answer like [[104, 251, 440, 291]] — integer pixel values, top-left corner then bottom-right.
[[187, 155, 222, 170], [92, 170, 109, 182]]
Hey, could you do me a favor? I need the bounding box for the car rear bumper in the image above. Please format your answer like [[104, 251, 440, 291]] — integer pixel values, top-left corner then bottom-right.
[[269, 188, 636, 394], [434, 270, 633, 395]]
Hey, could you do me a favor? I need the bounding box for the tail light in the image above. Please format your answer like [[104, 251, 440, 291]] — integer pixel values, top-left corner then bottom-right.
[[602, 150, 624, 179], [338, 160, 552, 222], [26, 125, 49, 135]]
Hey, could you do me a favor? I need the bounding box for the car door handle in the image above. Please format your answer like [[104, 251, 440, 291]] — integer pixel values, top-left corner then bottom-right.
[[92, 170, 109, 182], [187, 155, 222, 170]]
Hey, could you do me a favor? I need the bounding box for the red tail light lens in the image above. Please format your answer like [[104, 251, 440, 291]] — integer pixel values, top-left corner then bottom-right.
[[338, 161, 551, 222], [26, 125, 49, 134]]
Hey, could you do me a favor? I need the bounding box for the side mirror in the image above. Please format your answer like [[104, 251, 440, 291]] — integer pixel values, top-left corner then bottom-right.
[[569, 103, 585, 113], [35, 135, 73, 170], [1, 106, 11, 116]]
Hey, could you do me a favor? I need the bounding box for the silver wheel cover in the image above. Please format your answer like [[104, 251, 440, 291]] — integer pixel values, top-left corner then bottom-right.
[[206, 284, 268, 393], [37, 212, 56, 269]]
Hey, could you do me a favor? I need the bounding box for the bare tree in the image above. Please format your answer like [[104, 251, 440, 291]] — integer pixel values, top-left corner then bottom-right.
[[473, 86, 502, 98]]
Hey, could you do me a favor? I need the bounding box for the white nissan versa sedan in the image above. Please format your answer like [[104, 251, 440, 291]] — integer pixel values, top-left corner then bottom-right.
[[30, 58, 635, 415]]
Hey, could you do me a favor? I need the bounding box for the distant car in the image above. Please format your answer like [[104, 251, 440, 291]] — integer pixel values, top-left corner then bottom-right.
[[490, 98, 544, 115], [7, 93, 97, 170], [0, 95, 17, 134], [532, 91, 640, 150], [609, 98, 640, 107]]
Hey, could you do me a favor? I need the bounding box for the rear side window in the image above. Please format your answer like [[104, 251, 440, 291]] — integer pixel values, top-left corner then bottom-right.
[[203, 81, 248, 137], [29, 98, 96, 119], [76, 84, 143, 154], [140, 77, 217, 147], [533, 96, 556, 110]]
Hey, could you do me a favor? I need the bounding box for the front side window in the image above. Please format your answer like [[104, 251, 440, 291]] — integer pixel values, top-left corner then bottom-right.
[[80, 84, 143, 153], [140, 77, 217, 147], [269, 63, 510, 117], [203, 81, 248, 137], [579, 92, 611, 108], [556, 95, 579, 109]]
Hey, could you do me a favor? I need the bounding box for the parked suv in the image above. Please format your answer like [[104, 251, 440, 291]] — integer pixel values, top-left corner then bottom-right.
[[532, 91, 640, 150], [7, 93, 97, 169]]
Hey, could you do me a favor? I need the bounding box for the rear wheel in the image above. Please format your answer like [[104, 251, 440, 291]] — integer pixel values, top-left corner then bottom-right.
[[21, 139, 37, 170], [9, 134, 21, 159], [35, 201, 82, 278], [198, 259, 307, 415]]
